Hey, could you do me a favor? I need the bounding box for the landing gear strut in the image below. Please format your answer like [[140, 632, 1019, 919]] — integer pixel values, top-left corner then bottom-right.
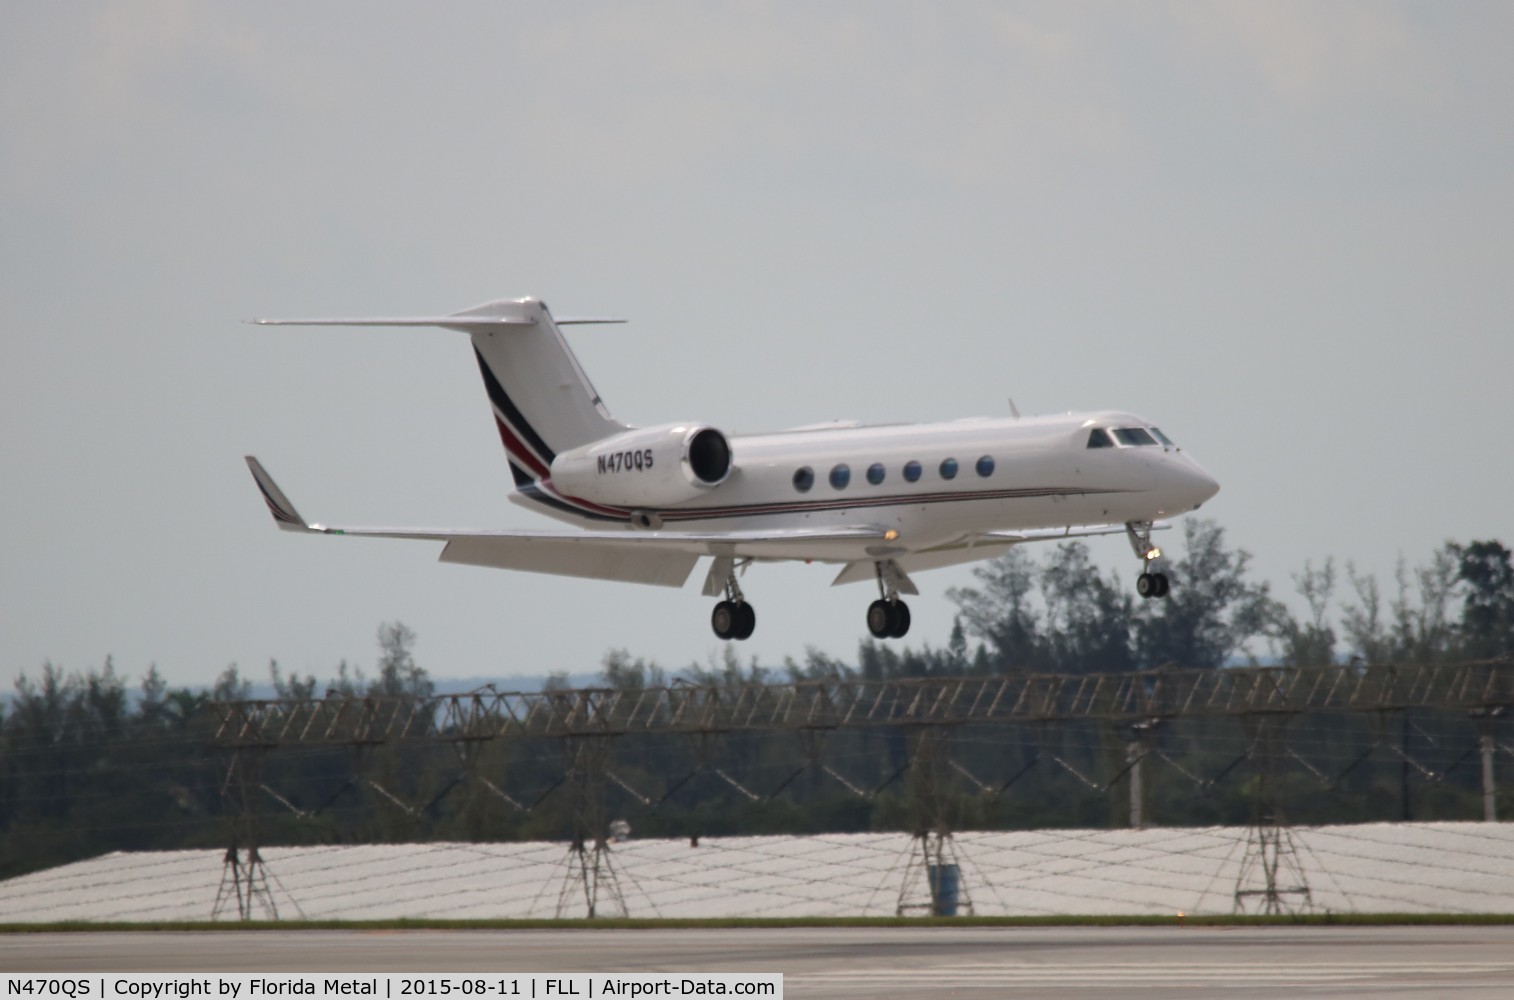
[[708, 559, 756, 641], [866, 561, 912, 639], [1126, 521, 1170, 600]]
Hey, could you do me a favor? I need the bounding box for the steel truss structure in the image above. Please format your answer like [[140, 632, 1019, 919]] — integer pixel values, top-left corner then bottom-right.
[[213, 661, 1514, 746], [209, 660, 1514, 919]]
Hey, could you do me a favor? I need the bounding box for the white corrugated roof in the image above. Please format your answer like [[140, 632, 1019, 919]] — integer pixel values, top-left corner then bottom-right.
[[1, 822, 1511, 922]]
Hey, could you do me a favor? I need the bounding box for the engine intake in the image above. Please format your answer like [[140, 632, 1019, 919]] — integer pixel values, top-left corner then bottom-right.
[[549, 423, 733, 509], [686, 427, 731, 485]]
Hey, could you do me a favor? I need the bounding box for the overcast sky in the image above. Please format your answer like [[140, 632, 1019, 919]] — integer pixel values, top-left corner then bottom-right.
[[3, 2, 1510, 693]]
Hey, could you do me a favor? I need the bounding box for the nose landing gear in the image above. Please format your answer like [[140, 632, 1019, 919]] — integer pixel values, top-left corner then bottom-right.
[[1126, 521, 1171, 600]]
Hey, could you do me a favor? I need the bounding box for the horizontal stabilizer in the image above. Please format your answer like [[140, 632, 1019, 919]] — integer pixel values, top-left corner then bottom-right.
[[251, 295, 625, 332], [251, 316, 534, 329], [253, 316, 623, 328]]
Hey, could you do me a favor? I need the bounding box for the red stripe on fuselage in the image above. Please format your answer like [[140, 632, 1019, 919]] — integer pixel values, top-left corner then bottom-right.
[[493, 415, 631, 520], [493, 416, 550, 479], [538, 478, 632, 519]]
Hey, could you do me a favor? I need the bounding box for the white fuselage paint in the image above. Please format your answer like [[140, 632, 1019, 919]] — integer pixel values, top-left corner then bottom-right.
[[517, 410, 1218, 560]]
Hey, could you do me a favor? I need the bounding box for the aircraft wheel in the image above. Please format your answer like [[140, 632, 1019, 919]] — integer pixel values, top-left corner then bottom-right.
[[866, 599, 894, 639], [889, 600, 912, 639], [712, 600, 738, 640], [734, 601, 757, 640], [1137, 572, 1157, 599], [1154, 573, 1170, 598]]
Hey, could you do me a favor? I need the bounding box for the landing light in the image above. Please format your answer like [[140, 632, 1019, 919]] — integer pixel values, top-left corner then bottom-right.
[[884, 529, 900, 542], [1145, 547, 1162, 561]]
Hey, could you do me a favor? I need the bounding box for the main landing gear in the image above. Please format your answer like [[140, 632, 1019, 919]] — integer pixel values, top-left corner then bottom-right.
[[866, 560, 913, 639], [708, 557, 756, 641], [711, 599, 755, 641], [1126, 521, 1170, 600], [705, 556, 920, 641]]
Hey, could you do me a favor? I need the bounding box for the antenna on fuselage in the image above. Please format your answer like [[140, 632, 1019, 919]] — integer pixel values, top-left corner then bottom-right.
[[1007, 398, 1021, 419]]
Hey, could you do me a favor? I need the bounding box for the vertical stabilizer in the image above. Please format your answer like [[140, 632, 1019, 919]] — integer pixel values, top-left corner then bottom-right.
[[458, 298, 629, 486]]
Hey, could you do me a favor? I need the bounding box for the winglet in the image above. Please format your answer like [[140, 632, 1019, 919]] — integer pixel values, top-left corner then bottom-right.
[[245, 456, 313, 532]]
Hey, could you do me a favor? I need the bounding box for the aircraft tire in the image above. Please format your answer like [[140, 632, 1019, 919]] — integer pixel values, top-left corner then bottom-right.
[[1154, 573, 1170, 598], [889, 601, 911, 639], [1137, 572, 1156, 599], [866, 599, 894, 639], [712, 600, 737, 640], [734, 601, 756, 640]]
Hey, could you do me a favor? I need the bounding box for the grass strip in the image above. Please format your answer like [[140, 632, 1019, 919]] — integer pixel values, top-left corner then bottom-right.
[[5, 913, 1514, 933]]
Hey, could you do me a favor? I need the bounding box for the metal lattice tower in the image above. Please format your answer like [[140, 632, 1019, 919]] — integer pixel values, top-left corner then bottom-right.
[[212, 845, 280, 921], [212, 747, 281, 920], [1233, 715, 1312, 915], [894, 726, 974, 916], [554, 734, 627, 918]]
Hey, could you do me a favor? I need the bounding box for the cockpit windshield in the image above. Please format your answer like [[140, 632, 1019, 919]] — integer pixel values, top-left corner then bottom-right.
[[1087, 425, 1177, 448], [1112, 427, 1158, 446]]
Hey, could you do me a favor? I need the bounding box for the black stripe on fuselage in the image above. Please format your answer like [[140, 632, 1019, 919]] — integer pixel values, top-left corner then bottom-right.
[[507, 460, 534, 488], [473, 347, 557, 464], [658, 485, 1133, 522], [518, 483, 627, 522]]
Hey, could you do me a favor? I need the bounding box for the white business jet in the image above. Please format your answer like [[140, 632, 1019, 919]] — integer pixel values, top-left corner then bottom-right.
[[247, 297, 1218, 641]]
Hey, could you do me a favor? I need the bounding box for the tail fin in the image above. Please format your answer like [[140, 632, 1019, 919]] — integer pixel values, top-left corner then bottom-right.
[[254, 297, 630, 489], [458, 298, 629, 486]]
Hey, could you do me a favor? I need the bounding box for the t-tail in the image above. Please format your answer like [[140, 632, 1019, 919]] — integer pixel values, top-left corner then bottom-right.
[[254, 297, 629, 492]]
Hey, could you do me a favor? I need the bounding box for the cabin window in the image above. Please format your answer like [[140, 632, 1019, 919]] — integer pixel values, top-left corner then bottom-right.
[[939, 457, 959, 480], [976, 455, 995, 477], [829, 464, 851, 490], [903, 460, 922, 483], [1113, 427, 1158, 446], [1150, 427, 1175, 446], [793, 466, 814, 492], [1087, 429, 1113, 449], [867, 463, 886, 485]]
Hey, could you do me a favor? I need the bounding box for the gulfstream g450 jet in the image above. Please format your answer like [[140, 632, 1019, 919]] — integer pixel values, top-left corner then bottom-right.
[[246, 297, 1219, 641]]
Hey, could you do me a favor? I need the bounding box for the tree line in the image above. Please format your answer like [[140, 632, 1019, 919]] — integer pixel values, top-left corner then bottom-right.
[[2, 523, 1510, 881]]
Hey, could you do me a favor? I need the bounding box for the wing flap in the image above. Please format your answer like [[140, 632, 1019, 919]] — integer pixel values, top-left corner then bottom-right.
[[440, 537, 698, 587]]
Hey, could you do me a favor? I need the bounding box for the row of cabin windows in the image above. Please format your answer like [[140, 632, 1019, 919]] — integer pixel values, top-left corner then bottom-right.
[[1086, 427, 1175, 449], [793, 455, 996, 493]]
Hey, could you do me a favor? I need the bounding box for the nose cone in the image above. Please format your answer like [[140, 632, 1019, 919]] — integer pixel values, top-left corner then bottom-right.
[[1182, 457, 1220, 508]]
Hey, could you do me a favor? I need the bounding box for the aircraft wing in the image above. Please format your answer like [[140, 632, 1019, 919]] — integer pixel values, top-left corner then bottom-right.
[[246, 457, 893, 588]]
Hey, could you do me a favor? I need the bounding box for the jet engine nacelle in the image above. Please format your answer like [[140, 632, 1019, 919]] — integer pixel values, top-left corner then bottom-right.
[[549, 423, 732, 508]]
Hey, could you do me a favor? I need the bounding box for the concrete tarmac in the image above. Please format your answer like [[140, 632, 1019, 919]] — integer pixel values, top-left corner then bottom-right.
[[4, 926, 1514, 998]]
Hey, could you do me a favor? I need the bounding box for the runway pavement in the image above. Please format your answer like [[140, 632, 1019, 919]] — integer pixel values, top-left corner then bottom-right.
[[4, 926, 1514, 998]]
